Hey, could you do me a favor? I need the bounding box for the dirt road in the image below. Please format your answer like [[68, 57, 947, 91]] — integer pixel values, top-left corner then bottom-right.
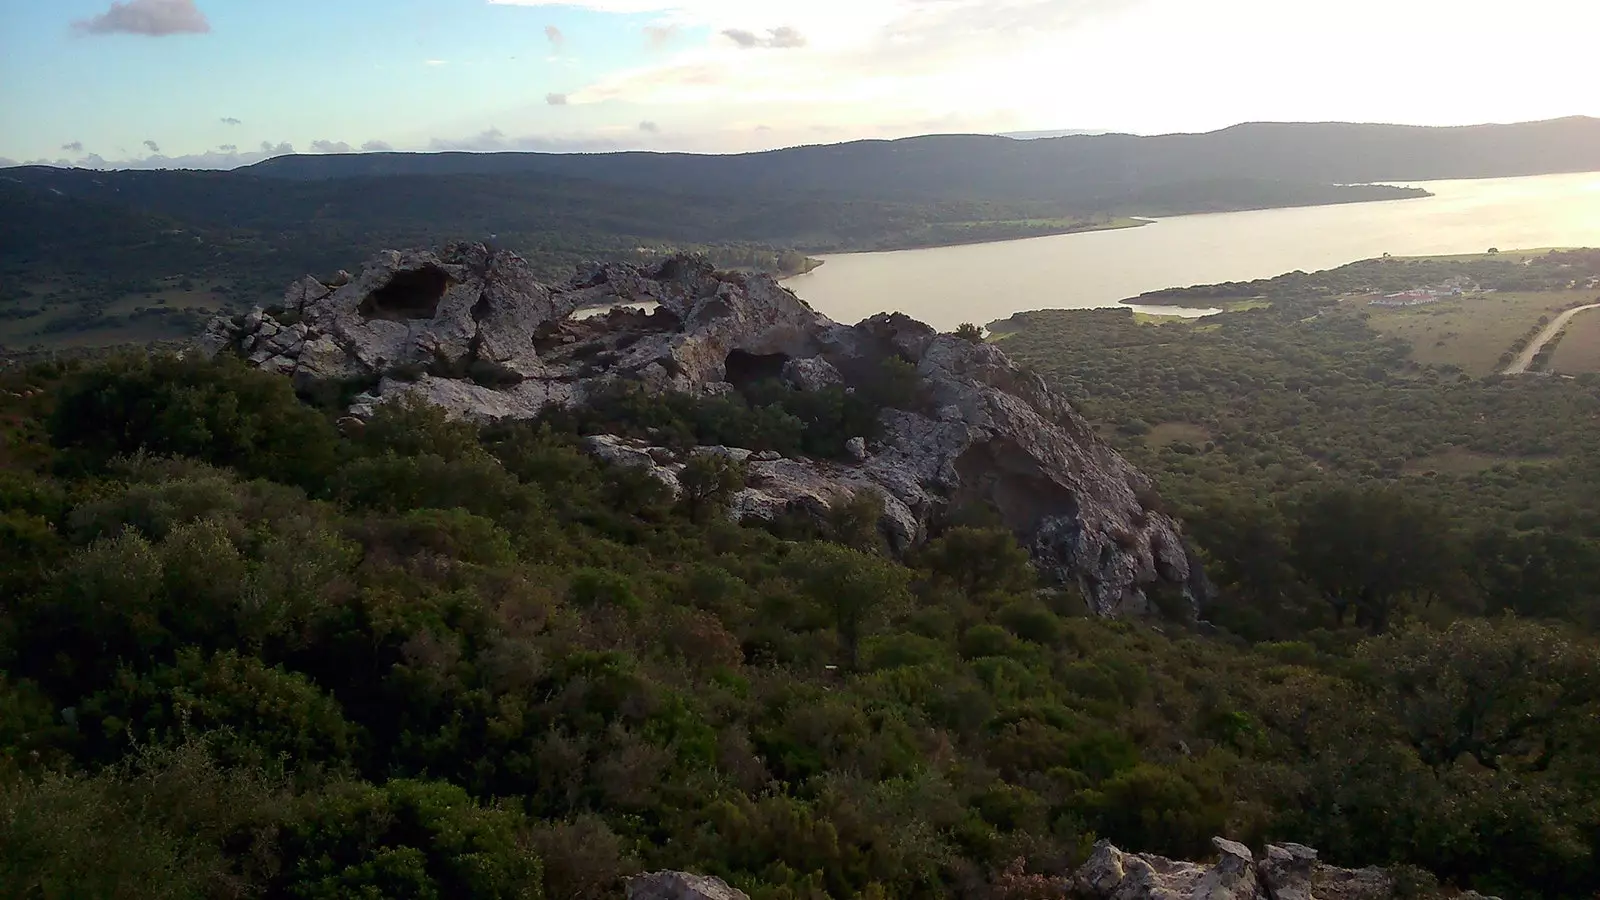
[[1502, 303, 1600, 375]]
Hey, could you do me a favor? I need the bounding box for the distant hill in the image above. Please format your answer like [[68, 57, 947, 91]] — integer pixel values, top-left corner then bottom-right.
[[13, 115, 1597, 351], [243, 117, 1600, 202]]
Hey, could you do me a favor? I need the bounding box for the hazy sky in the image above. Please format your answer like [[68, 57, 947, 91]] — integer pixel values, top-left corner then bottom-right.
[[3, 0, 1597, 168]]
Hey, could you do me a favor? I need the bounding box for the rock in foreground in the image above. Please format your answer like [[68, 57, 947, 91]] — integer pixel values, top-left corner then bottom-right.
[[633, 838, 1498, 900], [202, 243, 1205, 616]]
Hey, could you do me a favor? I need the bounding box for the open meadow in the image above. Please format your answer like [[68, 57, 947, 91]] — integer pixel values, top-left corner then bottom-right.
[[1550, 306, 1600, 374], [1361, 289, 1591, 375]]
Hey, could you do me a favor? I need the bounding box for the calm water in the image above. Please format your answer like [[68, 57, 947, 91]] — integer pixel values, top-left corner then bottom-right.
[[785, 171, 1600, 330]]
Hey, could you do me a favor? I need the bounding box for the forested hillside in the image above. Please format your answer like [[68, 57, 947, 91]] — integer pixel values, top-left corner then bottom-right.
[[2, 352, 1597, 899], [243, 118, 1600, 199]]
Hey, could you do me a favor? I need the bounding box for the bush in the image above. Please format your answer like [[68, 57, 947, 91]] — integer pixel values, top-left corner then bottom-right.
[[50, 354, 338, 489]]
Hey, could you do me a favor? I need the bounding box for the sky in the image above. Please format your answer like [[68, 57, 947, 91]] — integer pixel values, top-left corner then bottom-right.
[[2, 0, 1598, 169]]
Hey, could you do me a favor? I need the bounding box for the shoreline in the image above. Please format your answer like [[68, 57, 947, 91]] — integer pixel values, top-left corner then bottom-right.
[[783, 219, 1155, 272], [783, 188, 1435, 272], [1122, 247, 1590, 308]]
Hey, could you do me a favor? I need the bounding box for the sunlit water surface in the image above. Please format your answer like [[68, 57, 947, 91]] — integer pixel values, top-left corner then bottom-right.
[[785, 171, 1600, 330]]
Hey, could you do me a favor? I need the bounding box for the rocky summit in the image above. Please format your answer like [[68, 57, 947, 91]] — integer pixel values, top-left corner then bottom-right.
[[201, 242, 1207, 617]]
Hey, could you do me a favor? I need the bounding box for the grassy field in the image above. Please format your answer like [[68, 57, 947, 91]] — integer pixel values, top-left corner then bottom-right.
[[1550, 306, 1600, 374], [1146, 422, 1212, 447], [0, 277, 232, 353], [1362, 290, 1591, 376], [1402, 448, 1555, 476]]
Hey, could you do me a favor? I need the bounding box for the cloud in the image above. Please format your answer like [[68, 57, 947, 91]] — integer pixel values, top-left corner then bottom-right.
[[143, 140, 161, 153], [62, 141, 85, 153], [565, 0, 1142, 119], [722, 26, 805, 49], [311, 140, 354, 153], [545, 24, 564, 48], [546, 92, 569, 105], [645, 24, 678, 46], [362, 140, 395, 152], [0, 158, 19, 169], [428, 127, 636, 154], [73, 0, 211, 36], [424, 59, 449, 66], [38, 141, 299, 171], [220, 117, 242, 125], [639, 121, 660, 132]]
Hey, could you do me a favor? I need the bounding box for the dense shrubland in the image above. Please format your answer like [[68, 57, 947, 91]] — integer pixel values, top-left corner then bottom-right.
[[2, 354, 1598, 899]]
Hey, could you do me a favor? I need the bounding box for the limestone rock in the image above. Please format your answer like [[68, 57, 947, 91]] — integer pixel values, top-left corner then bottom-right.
[[1071, 837, 1430, 900], [1309, 865, 1394, 900], [1259, 843, 1318, 900], [1075, 840, 1208, 899], [782, 355, 843, 391], [205, 244, 1205, 617], [626, 872, 748, 900]]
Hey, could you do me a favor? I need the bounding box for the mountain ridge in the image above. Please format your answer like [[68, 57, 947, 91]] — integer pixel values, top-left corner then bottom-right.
[[238, 117, 1600, 201]]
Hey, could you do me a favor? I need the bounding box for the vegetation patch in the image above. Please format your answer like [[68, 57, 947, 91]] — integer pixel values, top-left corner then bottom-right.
[[1363, 290, 1587, 375], [1550, 305, 1600, 373]]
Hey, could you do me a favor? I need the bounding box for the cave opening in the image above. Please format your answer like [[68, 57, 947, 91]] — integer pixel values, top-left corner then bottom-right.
[[358, 265, 452, 321], [724, 350, 791, 389]]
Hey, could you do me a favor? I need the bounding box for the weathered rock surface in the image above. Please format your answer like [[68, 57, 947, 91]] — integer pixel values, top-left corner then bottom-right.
[[635, 838, 1495, 900], [203, 243, 1206, 616], [627, 871, 749, 900], [1072, 837, 1490, 900]]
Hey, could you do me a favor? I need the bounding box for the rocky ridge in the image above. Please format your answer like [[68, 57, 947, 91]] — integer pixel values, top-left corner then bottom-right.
[[629, 838, 1500, 900], [201, 242, 1206, 616]]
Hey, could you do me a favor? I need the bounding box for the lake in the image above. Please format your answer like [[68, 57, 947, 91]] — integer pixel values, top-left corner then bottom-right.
[[784, 170, 1600, 330]]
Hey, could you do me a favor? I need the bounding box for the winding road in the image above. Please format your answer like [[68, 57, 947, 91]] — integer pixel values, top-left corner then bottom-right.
[[1502, 303, 1600, 375]]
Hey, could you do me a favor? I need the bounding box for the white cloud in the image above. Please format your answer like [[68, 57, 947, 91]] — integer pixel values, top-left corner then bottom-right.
[[73, 0, 210, 36], [311, 140, 354, 153], [425, 59, 449, 66], [549, 0, 1141, 124], [546, 93, 570, 106], [143, 140, 161, 152], [38, 142, 297, 171], [545, 24, 564, 48], [722, 26, 806, 49], [363, 140, 395, 152]]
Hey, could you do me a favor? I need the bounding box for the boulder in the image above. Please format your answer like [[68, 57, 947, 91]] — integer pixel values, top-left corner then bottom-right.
[[1259, 843, 1318, 900], [1069, 837, 1477, 900], [204, 244, 1206, 618], [626, 872, 749, 900]]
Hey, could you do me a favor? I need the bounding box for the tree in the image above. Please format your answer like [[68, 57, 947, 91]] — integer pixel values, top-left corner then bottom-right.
[[784, 542, 910, 669], [1467, 528, 1600, 626], [953, 323, 985, 343], [1359, 618, 1600, 773], [916, 526, 1036, 599], [677, 453, 747, 523], [1289, 486, 1464, 632]]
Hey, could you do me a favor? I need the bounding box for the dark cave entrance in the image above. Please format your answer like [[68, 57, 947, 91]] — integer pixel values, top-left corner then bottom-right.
[[724, 350, 791, 389], [359, 265, 452, 321]]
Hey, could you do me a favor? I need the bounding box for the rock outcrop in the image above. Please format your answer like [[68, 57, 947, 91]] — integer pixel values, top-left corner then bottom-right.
[[627, 872, 749, 900], [632, 838, 1496, 900], [202, 243, 1207, 617]]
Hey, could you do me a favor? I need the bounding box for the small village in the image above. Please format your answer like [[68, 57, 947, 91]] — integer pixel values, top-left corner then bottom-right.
[[1366, 275, 1481, 307]]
